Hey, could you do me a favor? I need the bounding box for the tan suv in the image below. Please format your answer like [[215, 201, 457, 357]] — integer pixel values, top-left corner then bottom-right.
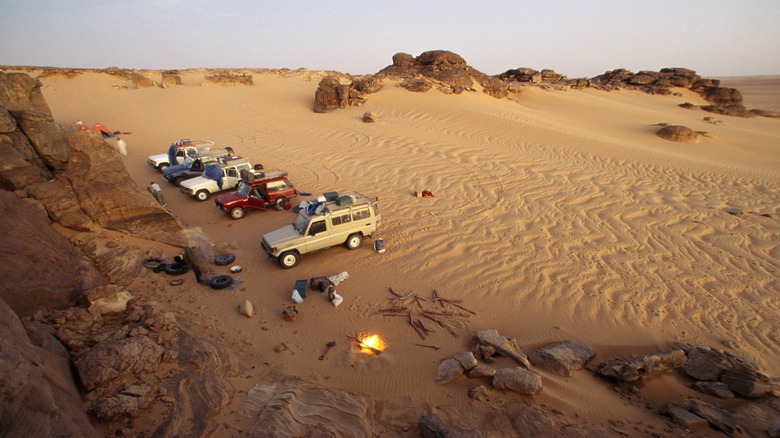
[[261, 193, 381, 268]]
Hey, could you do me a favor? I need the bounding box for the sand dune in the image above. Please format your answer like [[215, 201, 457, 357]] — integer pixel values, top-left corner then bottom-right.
[[36, 70, 780, 430]]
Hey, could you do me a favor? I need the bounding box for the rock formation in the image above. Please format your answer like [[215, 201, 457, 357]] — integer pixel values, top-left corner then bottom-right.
[[202, 72, 253, 86]]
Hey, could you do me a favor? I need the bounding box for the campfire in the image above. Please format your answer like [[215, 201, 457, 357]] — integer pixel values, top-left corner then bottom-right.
[[348, 334, 386, 354]]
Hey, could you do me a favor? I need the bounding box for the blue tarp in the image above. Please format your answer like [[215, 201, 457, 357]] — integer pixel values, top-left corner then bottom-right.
[[204, 164, 224, 189], [167, 144, 178, 167]]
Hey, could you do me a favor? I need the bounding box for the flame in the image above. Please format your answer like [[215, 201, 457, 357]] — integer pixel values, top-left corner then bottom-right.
[[358, 335, 386, 354]]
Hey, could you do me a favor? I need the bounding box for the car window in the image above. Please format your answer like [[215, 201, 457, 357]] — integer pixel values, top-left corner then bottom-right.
[[309, 220, 327, 235], [332, 213, 352, 226], [267, 180, 285, 192], [352, 207, 370, 220], [227, 168, 238, 178]]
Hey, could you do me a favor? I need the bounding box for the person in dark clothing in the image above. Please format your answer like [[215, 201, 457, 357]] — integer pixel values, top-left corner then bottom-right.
[[184, 241, 204, 284]]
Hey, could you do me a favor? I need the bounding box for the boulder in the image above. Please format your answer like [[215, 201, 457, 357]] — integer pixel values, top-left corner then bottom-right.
[[473, 328, 530, 368], [468, 365, 496, 378], [436, 357, 465, 385], [597, 348, 686, 382], [492, 367, 543, 395], [682, 344, 728, 380], [720, 369, 772, 398], [530, 340, 595, 376], [419, 413, 488, 438], [656, 125, 704, 143], [362, 111, 378, 123], [314, 76, 357, 113], [453, 351, 478, 371], [83, 285, 133, 314], [239, 300, 253, 318], [0, 128, 53, 189]]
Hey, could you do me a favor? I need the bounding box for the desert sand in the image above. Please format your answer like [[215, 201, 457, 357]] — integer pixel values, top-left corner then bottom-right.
[[33, 69, 780, 433]]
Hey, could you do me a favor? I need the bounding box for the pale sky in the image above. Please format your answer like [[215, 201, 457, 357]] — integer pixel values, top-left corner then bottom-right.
[[1, 0, 779, 78]]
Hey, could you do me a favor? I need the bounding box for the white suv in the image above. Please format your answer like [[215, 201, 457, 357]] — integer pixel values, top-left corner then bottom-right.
[[261, 193, 381, 268]]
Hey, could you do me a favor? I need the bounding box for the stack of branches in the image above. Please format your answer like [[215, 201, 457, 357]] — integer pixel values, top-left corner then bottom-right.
[[375, 288, 475, 339]]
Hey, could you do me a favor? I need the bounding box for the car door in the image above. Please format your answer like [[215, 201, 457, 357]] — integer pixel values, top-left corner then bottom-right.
[[303, 218, 332, 253], [223, 167, 240, 190], [247, 184, 266, 211]]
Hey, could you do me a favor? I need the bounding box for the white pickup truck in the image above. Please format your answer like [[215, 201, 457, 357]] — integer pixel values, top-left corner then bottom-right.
[[179, 157, 253, 201], [146, 139, 217, 172]]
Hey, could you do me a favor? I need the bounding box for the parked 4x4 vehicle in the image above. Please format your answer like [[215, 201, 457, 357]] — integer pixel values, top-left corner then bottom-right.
[[179, 157, 253, 201], [146, 139, 222, 172], [261, 193, 381, 268], [162, 153, 227, 186], [214, 171, 300, 219]]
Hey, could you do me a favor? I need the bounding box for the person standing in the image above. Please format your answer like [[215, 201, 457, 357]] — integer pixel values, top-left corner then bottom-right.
[[115, 137, 127, 157], [184, 241, 204, 284], [148, 182, 165, 206]]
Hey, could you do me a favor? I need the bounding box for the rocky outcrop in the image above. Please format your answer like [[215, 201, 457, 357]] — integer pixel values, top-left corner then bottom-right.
[[419, 413, 489, 438], [378, 50, 496, 96], [40, 301, 238, 436], [0, 298, 99, 437], [243, 376, 373, 437], [313, 74, 384, 113], [102, 67, 156, 88], [201, 73, 253, 86], [160, 70, 182, 88], [0, 189, 105, 316], [597, 348, 687, 382]]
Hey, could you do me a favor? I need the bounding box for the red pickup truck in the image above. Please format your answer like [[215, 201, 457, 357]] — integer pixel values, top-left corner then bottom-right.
[[214, 171, 300, 219]]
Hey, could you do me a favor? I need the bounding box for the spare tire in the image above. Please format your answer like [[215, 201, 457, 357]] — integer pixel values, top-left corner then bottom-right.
[[164, 263, 188, 276], [142, 257, 165, 269], [209, 275, 233, 290], [214, 253, 235, 266]]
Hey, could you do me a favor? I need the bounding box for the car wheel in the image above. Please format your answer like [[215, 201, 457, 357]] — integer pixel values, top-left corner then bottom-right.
[[142, 257, 165, 269], [196, 190, 209, 201], [214, 253, 236, 266], [345, 233, 363, 250], [164, 263, 188, 276], [274, 197, 288, 211], [230, 207, 245, 220], [279, 251, 299, 269], [173, 176, 185, 186], [209, 275, 233, 290], [158, 163, 169, 172]]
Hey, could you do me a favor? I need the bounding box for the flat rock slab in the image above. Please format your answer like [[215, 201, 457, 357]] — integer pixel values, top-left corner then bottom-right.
[[530, 340, 595, 376]]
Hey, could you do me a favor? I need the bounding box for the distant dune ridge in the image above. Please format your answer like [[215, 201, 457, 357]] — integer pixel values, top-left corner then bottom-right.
[[1, 49, 779, 437]]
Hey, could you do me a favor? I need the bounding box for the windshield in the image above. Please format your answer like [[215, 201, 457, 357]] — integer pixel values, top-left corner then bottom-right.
[[236, 182, 250, 197], [291, 214, 309, 234], [181, 157, 194, 168]]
